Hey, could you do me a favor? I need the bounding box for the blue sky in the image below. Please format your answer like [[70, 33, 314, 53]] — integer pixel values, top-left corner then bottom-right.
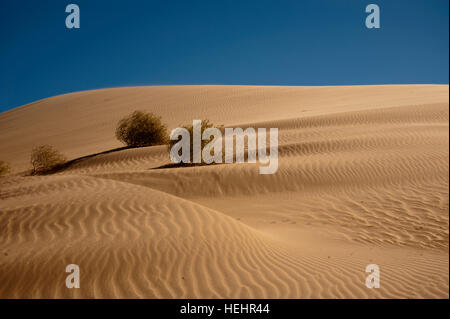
[[1, 0, 448, 112]]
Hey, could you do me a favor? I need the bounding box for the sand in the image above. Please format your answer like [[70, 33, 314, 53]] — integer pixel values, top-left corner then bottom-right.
[[0, 84, 448, 298]]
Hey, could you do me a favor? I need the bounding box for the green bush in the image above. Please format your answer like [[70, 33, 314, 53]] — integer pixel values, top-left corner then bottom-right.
[[115, 111, 168, 147], [0, 160, 11, 176], [30, 145, 66, 174]]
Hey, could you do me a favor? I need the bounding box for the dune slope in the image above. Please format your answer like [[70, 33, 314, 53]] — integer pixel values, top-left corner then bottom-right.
[[0, 85, 448, 298]]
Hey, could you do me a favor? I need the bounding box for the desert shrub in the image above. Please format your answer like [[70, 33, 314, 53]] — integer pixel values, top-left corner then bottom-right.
[[30, 145, 66, 174], [168, 119, 223, 165], [115, 111, 168, 147], [0, 160, 11, 176]]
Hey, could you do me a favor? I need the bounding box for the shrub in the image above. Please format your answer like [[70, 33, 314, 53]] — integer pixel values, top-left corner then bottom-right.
[[115, 111, 168, 147], [30, 145, 66, 174], [168, 119, 223, 165], [0, 160, 11, 176]]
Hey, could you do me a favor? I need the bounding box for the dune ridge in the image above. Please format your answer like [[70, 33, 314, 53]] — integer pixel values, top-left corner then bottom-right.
[[0, 85, 448, 298]]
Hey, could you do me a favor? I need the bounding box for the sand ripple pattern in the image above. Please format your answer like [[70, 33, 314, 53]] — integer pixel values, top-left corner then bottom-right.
[[0, 85, 448, 298]]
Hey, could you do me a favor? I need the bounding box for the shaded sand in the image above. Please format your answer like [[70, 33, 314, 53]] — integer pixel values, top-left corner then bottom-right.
[[0, 85, 448, 298]]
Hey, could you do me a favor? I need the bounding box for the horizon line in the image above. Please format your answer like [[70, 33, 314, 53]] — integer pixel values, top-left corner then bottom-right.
[[2, 82, 449, 115]]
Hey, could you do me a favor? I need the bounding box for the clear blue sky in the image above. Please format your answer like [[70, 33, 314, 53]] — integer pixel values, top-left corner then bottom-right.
[[1, 0, 448, 112]]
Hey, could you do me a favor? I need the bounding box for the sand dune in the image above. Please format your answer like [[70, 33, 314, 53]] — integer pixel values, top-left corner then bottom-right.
[[0, 85, 448, 298]]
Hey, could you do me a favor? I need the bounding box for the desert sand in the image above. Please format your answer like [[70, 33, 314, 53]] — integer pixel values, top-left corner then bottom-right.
[[0, 84, 448, 298]]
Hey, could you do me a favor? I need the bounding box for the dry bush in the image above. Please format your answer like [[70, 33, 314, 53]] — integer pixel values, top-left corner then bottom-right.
[[0, 160, 11, 176], [168, 119, 223, 165], [30, 145, 66, 174], [116, 111, 168, 147]]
